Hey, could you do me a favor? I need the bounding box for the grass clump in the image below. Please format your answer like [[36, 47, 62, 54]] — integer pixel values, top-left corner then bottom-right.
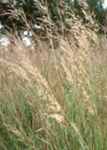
[[0, 79, 107, 150], [0, 1, 107, 149]]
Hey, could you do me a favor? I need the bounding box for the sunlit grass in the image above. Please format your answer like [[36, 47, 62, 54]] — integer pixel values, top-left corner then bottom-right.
[[0, 23, 107, 150], [0, 72, 107, 150]]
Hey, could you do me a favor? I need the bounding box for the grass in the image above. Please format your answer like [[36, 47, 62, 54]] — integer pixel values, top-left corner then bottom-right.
[[0, 80, 107, 150], [0, 23, 107, 149]]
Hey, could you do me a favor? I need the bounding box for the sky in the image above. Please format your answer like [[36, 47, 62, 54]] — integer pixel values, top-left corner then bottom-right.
[[102, 0, 107, 9]]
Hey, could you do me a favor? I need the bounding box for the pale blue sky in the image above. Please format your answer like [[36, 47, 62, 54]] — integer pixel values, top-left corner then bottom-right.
[[102, 0, 107, 9]]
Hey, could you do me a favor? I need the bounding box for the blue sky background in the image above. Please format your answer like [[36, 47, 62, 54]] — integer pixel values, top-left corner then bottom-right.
[[102, 0, 107, 9]]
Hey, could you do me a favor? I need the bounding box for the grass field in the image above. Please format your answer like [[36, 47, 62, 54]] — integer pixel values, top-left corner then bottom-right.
[[0, 72, 107, 150], [0, 29, 107, 150]]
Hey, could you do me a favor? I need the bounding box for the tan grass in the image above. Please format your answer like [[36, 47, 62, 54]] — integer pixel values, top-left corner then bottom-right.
[[0, 21, 100, 123], [0, 41, 64, 124]]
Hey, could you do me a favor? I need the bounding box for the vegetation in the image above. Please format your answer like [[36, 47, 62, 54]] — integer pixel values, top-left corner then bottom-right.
[[0, 0, 107, 150], [0, 59, 107, 149], [0, 0, 106, 33]]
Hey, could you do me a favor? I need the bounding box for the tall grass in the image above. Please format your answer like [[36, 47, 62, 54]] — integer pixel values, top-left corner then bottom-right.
[[0, 1, 107, 147], [0, 75, 107, 149], [0, 25, 107, 150]]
